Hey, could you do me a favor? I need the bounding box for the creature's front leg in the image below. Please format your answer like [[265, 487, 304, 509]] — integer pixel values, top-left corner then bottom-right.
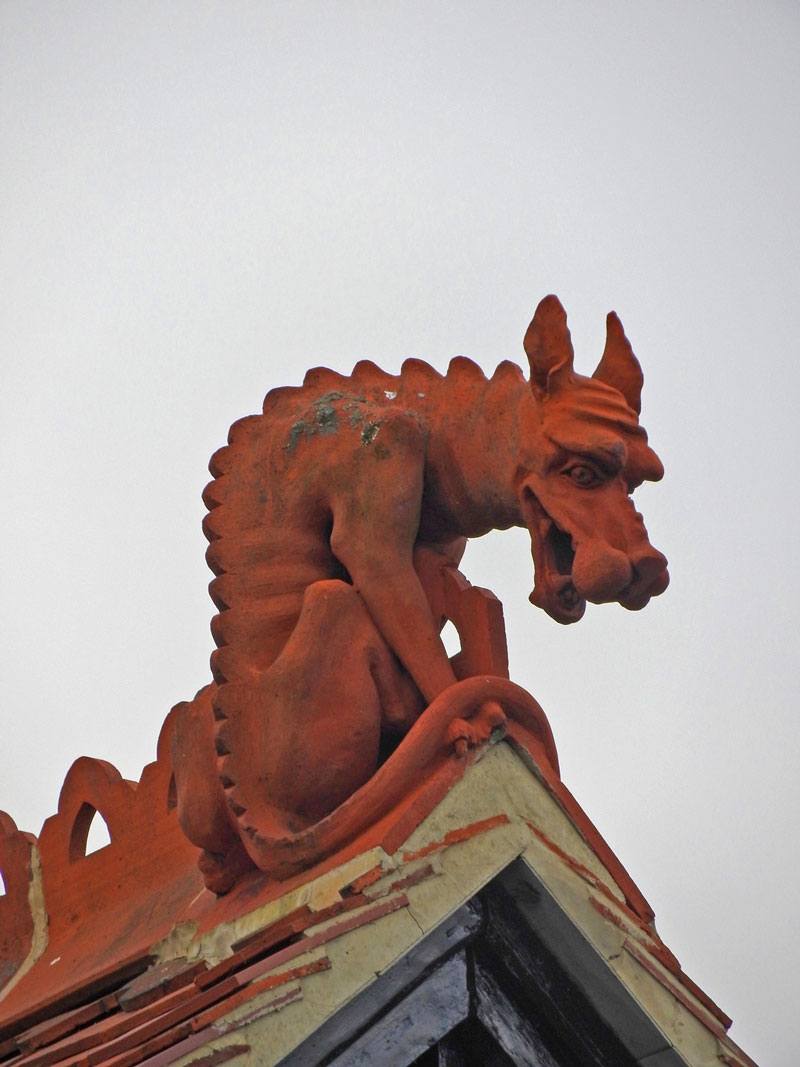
[[329, 414, 458, 709], [343, 552, 458, 705]]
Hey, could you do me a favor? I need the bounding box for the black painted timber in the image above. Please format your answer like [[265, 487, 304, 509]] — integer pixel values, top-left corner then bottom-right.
[[278, 857, 690, 1066]]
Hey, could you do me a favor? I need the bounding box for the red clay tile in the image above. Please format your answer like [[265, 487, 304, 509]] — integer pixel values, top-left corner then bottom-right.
[[362, 861, 438, 903], [67, 978, 241, 1067], [229, 895, 409, 986], [92, 1018, 194, 1067], [622, 940, 727, 1040], [213, 985, 303, 1035], [14, 985, 197, 1067], [341, 865, 384, 896], [193, 961, 327, 1033], [402, 814, 510, 862], [16, 996, 117, 1054], [99, 1027, 203, 1067], [117, 960, 208, 1013], [197, 890, 389, 995], [0, 953, 154, 1045]]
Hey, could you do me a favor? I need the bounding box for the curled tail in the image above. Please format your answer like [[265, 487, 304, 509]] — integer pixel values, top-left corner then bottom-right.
[[228, 676, 558, 881]]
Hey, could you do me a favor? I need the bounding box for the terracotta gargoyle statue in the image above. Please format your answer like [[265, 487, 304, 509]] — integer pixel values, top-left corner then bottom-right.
[[171, 295, 668, 892]]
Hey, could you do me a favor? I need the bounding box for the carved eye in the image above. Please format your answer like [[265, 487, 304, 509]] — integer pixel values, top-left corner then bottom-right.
[[566, 464, 602, 488]]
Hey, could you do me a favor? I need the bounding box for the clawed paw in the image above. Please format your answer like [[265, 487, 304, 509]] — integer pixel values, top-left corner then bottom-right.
[[447, 701, 507, 757], [447, 717, 478, 757], [477, 700, 507, 734]]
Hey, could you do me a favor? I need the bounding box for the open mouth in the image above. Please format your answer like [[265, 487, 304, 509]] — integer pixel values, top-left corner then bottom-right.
[[520, 488, 586, 624]]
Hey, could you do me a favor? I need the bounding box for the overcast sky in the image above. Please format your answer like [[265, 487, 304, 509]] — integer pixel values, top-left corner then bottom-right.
[[2, 3, 798, 1062]]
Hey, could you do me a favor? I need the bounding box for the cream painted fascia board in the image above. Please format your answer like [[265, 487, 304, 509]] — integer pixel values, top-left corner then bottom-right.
[[168, 741, 745, 1067]]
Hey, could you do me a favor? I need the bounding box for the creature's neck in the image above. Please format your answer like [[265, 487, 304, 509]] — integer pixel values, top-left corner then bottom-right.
[[419, 365, 533, 542]]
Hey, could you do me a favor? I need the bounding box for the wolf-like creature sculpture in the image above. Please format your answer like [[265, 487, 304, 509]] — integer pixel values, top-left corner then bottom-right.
[[172, 295, 668, 892]]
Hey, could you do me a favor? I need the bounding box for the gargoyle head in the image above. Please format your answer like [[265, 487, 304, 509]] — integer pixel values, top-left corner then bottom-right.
[[519, 295, 669, 624]]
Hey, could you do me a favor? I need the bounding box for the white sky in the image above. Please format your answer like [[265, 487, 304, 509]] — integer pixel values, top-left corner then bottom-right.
[[2, 3, 798, 1062]]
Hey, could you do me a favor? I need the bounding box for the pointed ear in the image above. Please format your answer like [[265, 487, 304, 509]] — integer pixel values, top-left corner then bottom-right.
[[523, 295, 575, 395], [593, 311, 643, 414]]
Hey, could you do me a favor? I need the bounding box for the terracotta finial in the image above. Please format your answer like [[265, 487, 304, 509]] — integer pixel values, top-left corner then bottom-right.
[[167, 297, 668, 892]]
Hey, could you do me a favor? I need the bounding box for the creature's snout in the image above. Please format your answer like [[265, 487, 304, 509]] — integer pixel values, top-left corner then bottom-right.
[[572, 540, 669, 608], [622, 548, 670, 610]]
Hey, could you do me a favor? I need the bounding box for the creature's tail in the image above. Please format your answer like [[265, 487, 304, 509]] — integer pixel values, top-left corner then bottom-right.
[[230, 676, 558, 880]]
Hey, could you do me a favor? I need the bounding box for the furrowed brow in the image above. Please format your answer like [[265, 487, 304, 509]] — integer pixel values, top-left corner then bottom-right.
[[547, 433, 628, 471]]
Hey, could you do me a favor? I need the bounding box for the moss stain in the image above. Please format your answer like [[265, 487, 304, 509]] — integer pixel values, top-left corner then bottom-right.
[[314, 403, 338, 434], [286, 392, 369, 452], [361, 422, 381, 446], [344, 400, 365, 427], [285, 420, 311, 452]]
